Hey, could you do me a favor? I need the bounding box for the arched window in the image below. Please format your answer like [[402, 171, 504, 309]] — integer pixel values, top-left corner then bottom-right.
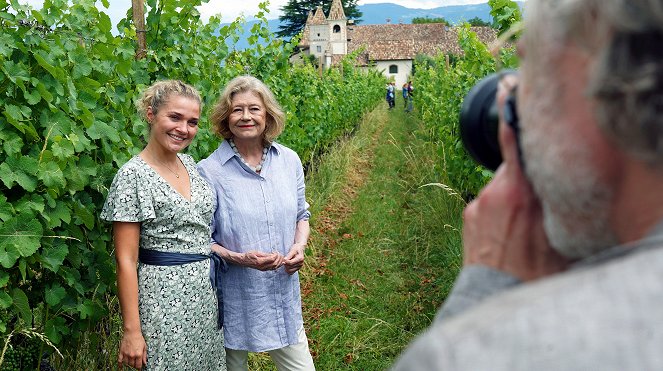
[[389, 65, 398, 74], [333, 25, 341, 33]]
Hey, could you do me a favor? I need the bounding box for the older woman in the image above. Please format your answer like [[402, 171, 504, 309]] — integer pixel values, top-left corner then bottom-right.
[[101, 80, 226, 370], [198, 76, 315, 370]]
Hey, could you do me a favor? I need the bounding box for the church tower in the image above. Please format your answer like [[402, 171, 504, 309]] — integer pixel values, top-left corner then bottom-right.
[[308, 6, 328, 60], [327, 0, 347, 55]]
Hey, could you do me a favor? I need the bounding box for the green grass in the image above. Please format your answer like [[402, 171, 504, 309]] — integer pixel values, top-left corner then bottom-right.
[[289, 103, 465, 370]]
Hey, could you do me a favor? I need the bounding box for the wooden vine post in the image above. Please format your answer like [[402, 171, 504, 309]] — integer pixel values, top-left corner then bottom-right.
[[132, 0, 147, 59]]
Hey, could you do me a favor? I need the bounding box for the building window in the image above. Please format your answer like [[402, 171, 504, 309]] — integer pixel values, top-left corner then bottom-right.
[[317, 46, 322, 52], [389, 65, 398, 74], [317, 33, 320, 37], [333, 25, 341, 33]]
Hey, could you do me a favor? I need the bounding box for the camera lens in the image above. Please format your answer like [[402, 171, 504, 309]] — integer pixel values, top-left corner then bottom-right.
[[459, 70, 517, 171]]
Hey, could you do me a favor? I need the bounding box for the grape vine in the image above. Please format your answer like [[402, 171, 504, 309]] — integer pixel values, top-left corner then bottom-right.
[[0, 0, 383, 364]]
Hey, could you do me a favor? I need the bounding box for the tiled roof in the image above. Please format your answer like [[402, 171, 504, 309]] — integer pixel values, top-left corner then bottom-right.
[[299, 11, 313, 47], [347, 24, 497, 65], [310, 6, 326, 25], [328, 0, 346, 20]]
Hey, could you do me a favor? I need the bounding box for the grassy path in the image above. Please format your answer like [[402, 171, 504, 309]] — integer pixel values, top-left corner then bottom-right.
[[254, 103, 466, 369]]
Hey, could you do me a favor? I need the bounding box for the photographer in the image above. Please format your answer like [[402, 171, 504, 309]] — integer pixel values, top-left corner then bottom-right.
[[392, 0, 663, 369]]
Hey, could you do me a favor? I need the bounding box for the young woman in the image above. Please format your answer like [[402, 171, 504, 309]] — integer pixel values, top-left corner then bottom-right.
[[101, 80, 226, 370]]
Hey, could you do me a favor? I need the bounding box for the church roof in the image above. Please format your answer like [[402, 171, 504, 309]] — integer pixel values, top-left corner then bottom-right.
[[328, 0, 347, 20], [299, 10, 314, 47], [347, 24, 497, 64], [310, 6, 327, 25]]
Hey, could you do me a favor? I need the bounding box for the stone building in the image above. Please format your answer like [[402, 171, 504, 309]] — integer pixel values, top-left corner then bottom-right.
[[297, 0, 497, 86]]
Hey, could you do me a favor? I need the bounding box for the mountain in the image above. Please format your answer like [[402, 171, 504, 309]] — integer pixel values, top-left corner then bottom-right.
[[226, 2, 496, 50], [357, 3, 492, 25]]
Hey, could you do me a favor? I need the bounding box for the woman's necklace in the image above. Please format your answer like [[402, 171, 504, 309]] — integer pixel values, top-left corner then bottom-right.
[[148, 148, 181, 178], [229, 138, 268, 173]]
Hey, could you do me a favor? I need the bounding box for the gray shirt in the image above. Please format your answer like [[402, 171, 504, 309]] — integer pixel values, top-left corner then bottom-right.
[[392, 221, 663, 370]]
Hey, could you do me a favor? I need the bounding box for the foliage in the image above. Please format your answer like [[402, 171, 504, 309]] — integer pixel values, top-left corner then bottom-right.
[[413, 23, 518, 198], [467, 16, 492, 27], [412, 16, 450, 26], [277, 0, 362, 38], [488, 0, 522, 36], [0, 0, 382, 366]]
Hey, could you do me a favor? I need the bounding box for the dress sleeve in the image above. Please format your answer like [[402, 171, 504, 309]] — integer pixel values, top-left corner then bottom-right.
[[100, 163, 156, 222]]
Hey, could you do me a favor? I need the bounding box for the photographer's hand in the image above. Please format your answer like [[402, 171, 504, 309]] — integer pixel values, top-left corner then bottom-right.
[[462, 75, 569, 282]]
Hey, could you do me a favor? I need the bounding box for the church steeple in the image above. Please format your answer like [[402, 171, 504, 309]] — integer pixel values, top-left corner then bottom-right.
[[328, 0, 347, 20], [299, 10, 313, 47], [310, 6, 327, 25]]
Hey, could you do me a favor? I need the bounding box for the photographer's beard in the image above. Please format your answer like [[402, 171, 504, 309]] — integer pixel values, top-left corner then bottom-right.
[[519, 75, 618, 259]]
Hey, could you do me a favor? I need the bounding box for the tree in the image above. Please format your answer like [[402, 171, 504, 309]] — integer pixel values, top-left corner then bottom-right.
[[467, 16, 491, 27], [412, 16, 451, 26], [277, 0, 362, 38]]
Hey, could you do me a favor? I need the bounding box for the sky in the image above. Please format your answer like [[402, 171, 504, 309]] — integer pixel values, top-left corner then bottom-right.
[[18, 1, 489, 24]]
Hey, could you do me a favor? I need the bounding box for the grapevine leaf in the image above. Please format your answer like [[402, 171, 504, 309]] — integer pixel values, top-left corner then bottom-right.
[[0, 245, 19, 269], [23, 88, 41, 105], [0, 291, 11, 309], [14, 194, 45, 216], [0, 162, 37, 192], [11, 288, 31, 324], [44, 202, 71, 229], [36, 81, 54, 103], [77, 299, 98, 320], [73, 201, 95, 229], [0, 33, 15, 57], [45, 284, 67, 307], [0, 214, 43, 263], [98, 12, 112, 33], [45, 316, 69, 344], [2, 60, 30, 83], [33, 51, 59, 78], [72, 52, 93, 78], [18, 258, 26, 281], [87, 120, 120, 142], [2, 136, 23, 156], [4, 104, 24, 120], [0, 194, 13, 222], [0, 271, 8, 288], [39, 161, 66, 189], [39, 242, 68, 272], [51, 139, 75, 159]]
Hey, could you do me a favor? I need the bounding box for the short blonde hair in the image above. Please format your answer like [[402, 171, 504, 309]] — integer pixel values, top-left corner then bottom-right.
[[210, 76, 285, 144], [136, 80, 202, 121]]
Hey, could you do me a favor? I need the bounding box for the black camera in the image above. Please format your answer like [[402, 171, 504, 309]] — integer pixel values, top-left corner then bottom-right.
[[459, 70, 520, 171]]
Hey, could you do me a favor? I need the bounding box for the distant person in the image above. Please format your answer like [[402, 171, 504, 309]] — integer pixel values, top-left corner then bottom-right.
[[406, 81, 414, 112], [386, 82, 395, 109], [402, 82, 409, 109], [198, 76, 315, 371], [102, 80, 226, 370], [392, 0, 663, 369]]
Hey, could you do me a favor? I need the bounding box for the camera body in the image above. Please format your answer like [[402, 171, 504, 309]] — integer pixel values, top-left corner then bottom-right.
[[459, 70, 520, 171]]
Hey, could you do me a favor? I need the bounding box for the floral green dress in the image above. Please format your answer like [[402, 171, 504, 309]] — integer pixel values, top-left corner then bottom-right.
[[101, 154, 226, 370]]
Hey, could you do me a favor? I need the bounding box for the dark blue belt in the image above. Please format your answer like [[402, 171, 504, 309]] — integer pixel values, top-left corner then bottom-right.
[[139, 248, 228, 329]]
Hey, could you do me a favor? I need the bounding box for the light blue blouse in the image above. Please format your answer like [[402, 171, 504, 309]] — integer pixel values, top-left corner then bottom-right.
[[198, 140, 311, 352]]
